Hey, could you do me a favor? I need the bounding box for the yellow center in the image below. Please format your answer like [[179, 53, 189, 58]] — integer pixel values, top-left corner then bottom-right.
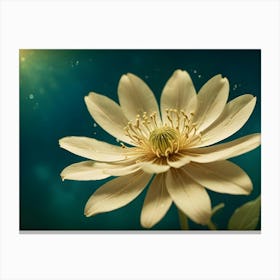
[[149, 127, 179, 157], [123, 110, 202, 159]]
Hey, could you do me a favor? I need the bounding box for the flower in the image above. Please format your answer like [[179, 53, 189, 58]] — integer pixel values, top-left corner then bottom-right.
[[59, 70, 261, 229]]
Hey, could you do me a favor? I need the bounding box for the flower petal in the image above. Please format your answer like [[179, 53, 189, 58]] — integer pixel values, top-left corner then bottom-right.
[[166, 169, 211, 225], [192, 74, 229, 132], [185, 133, 261, 163], [193, 94, 257, 147], [184, 161, 253, 195], [160, 70, 197, 124], [85, 92, 132, 144], [59, 136, 127, 162], [61, 159, 143, 181], [118, 73, 161, 124], [84, 171, 152, 217], [141, 173, 172, 228], [167, 153, 191, 168], [60, 161, 111, 181], [141, 162, 170, 174], [103, 161, 142, 176]]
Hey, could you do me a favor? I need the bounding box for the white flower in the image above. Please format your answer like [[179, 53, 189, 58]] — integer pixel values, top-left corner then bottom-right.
[[59, 70, 261, 228]]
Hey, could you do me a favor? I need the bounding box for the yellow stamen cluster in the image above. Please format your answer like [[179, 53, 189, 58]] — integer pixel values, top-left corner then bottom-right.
[[124, 109, 201, 158]]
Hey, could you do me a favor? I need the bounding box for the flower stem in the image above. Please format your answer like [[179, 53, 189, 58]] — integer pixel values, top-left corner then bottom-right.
[[207, 220, 217, 230], [211, 203, 225, 216], [177, 208, 189, 230]]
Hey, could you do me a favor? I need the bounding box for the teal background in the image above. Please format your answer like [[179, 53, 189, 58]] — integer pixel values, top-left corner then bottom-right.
[[20, 50, 261, 230]]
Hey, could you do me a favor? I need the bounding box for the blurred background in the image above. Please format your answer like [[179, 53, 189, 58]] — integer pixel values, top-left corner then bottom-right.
[[20, 50, 261, 230]]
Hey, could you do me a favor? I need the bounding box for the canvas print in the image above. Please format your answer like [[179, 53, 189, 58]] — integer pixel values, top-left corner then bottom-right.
[[20, 50, 261, 230]]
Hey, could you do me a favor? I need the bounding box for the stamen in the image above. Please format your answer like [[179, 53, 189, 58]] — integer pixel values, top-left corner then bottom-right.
[[150, 112, 158, 128], [123, 108, 202, 158], [142, 120, 152, 133], [181, 110, 190, 122], [134, 118, 140, 129], [156, 150, 161, 158], [166, 109, 175, 128]]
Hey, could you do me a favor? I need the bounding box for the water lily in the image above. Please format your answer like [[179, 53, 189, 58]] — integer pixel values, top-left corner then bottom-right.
[[59, 70, 261, 229]]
